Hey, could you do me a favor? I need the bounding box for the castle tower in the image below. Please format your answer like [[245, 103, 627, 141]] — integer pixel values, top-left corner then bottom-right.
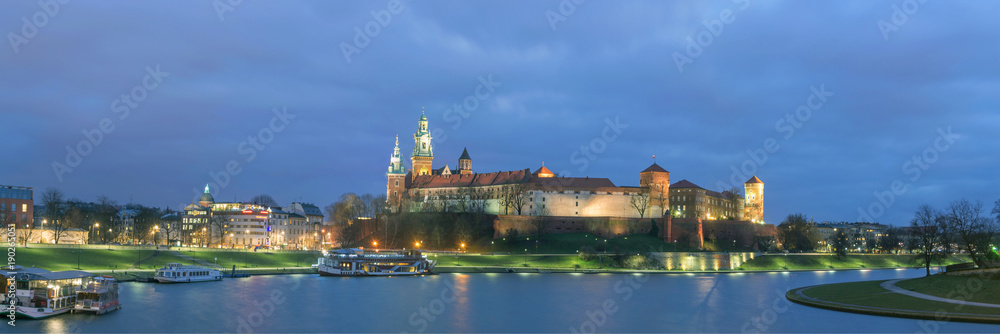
[[744, 175, 764, 223], [411, 109, 434, 180], [457, 147, 473, 175], [386, 135, 407, 209], [640, 162, 670, 218]]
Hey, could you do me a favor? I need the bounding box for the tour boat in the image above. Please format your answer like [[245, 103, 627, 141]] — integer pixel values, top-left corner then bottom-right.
[[73, 276, 121, 315], [317, 248, 436, 276], [153, 263, 223, 283], [8, 269, 93, 319]]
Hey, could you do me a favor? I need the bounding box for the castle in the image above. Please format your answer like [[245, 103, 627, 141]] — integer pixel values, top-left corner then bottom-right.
[[386, 111, 765, 223]]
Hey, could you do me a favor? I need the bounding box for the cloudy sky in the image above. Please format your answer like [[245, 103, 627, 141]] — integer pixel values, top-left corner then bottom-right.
[[3, 0, 998, 225]]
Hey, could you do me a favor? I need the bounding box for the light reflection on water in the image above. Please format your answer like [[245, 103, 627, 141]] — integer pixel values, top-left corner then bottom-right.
[[10, 269, 998, 333]]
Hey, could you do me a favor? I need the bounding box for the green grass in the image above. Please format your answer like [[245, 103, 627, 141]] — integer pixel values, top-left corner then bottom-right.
[[797, 279, 1000, 316], [739, 254, 970, 270], [12, 247, 320, 271], [13, 248, 187, 271], [895, 274, 1000, 305], [431, 254, 606, 269], [483, 233, 695, 254]]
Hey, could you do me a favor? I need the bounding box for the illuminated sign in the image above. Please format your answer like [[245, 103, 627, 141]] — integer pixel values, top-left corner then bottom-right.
[[242, 210, 253, 214]]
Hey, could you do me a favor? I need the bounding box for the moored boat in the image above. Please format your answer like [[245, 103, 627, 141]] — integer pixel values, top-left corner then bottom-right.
[[318, 248, 436, 276], [153, 263, 223, 283], [8, 269, 93, 319], [73, 276, 121, 315]]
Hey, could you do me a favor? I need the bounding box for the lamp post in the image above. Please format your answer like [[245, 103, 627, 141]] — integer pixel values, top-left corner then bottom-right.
[[72, 249, 81, 269]]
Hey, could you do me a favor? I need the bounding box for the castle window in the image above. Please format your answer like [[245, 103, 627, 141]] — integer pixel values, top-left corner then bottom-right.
[[395, 180, 399, 186], [575, 202, 578, 206], [542, 205, 545, 208], [542, 197, 545, 202]]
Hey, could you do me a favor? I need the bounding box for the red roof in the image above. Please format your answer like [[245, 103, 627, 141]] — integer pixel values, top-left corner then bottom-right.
[[407, 169, 532, 189], [641, 163, 668, 173], [670, 179, 703, 189], [532, 166, 555, 177], [746, 176, 763, 184]]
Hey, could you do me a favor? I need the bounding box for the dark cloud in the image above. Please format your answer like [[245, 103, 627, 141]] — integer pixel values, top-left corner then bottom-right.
[[2, 0, 997, 225]]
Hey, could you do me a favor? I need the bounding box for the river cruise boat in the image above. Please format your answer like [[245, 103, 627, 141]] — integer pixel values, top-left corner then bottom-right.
[[153, 263, 223, 283], [318, 248, 436, 276], [73, 276, 121, 315], [8, 269, 93, 319]]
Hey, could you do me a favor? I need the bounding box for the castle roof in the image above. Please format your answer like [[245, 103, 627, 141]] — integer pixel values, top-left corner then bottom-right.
[[532, 166, 555, 177], [670, 179, 704, 189], [641, 163, 668, 173], [746, 175, 763, 184], [533, 176, 616, 189], [459, 147, 471, 160], [407, 169, 532, 189]]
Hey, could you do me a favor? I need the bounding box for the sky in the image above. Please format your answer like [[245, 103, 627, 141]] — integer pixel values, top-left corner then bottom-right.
[[2, 0, 998, 226]]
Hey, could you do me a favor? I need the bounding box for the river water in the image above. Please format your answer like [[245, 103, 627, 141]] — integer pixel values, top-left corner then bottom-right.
[[11, 269, 997, 333]]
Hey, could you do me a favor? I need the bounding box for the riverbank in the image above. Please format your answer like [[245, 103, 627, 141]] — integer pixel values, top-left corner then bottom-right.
[[13, 246, 971, 273], [786, 272, 1000, 324]]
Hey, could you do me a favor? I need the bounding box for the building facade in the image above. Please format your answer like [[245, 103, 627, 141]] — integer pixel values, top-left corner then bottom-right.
[[181, 186, 326, 249], [386, 111, 766, 222], [0, 185, 33, 229]]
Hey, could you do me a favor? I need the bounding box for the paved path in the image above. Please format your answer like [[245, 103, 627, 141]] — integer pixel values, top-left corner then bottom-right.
[[881, 279, 1000, 308]]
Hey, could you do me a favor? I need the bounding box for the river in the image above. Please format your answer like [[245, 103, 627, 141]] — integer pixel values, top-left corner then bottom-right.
[[11, 269, 998, 333]]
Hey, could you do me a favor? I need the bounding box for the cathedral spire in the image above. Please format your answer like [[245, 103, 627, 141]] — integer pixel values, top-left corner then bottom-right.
[[388, 135, 406, 175]]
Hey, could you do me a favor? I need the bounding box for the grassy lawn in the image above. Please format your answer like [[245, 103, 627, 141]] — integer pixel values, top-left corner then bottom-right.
[[14, 248, 185, 271], [895, 274, 1000, 305], [431, 254, 605, 269], [12, 247, 321, 271], [484, 233, 695, 254], [740, 254, 969, 270], [796, 279, 1000, 317]]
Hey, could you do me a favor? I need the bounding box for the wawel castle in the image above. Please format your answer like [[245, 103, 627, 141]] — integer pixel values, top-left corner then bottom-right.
[[387, 112, 765, 223]]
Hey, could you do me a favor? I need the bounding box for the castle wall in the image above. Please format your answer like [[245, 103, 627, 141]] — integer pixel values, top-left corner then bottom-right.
[[493, 215, 653, 239]]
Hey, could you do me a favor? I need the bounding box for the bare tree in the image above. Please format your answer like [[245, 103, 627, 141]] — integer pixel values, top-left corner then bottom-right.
[[530, 205, 550, 240], [943, 199, 996, 268], [250, 194, 279, 207], [497, 187, 513, 215], [629, 187, 651, 218], [651, 184, 670, 218], [58, 207, 83, 244], [41, 188, 66, 243], [509, 183, 530, 215], [725, 187, 743, 220], [911, 204, 946, 276]]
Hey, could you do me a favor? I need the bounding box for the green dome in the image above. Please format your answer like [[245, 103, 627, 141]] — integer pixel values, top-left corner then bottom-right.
[[199, 184, 215, 204]]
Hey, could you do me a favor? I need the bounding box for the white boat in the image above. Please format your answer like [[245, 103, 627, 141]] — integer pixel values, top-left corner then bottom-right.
[[318, 248, 436, 276], [153, 263, 223, 283], [73, 276, 121, 315], [7, 269, 93, 319]]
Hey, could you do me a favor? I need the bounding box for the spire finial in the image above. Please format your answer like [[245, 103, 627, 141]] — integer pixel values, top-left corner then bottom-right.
[[204, 184, 210, 194], [542, 161, 545, 166], [653, 155, 656, 163], [421, 106, 425, 115]]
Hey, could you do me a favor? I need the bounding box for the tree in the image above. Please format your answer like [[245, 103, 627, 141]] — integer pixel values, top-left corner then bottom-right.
[[942, 199, 995, 268], [832, 230, 850, 259], [878, 227, 903, 254], [250, 194, 279, 207], [95, 195, 118, 244], [651, 184, 670, 218], [725, 187, 743, 220], [777, 213, 813, 252], [41, 188, 66, 243], [529, 206, 550, 240], [911, 204, 947, 276], [629, 187, 651, 218], [509, 183, 530, 215]]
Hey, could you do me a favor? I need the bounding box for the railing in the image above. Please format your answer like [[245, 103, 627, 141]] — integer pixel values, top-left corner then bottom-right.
[[20, 243, 319, 254]]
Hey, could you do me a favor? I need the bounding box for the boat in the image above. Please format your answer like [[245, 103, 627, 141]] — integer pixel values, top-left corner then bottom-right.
[[153, 263, 223, 283], [73, 276, 121, 315], [7, 269, 93, 319], [317, 248, 436, 276]]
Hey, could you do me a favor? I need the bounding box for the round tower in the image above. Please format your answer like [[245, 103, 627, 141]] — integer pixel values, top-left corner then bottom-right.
[[744, 175, 764, 223], [639, 162, 670, 218]]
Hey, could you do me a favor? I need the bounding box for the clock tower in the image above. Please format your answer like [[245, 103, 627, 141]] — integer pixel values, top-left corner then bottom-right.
[[411, 109, 434, 180]]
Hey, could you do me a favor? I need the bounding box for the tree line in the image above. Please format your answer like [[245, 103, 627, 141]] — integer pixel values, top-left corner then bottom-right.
[[28, 187, 174, 245]]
